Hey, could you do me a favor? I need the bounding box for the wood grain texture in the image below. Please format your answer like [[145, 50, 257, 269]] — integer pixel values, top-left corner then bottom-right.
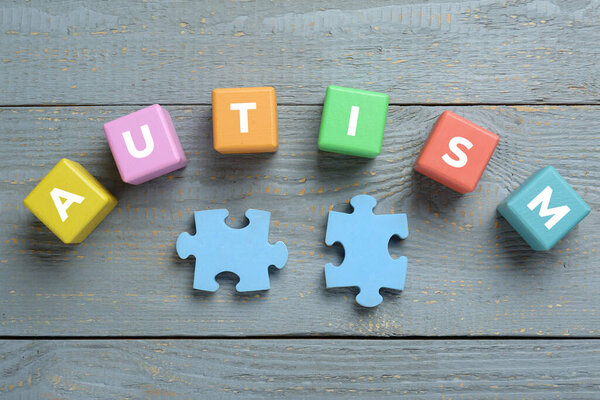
[[1, 0, 600, 105], [1, 339, 599, 399], [2, 0, 600, 396], [1, 105, 598, 337]]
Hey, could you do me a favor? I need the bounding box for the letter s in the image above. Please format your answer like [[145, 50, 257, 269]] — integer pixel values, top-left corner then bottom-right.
[[442, 136, 473, 168]]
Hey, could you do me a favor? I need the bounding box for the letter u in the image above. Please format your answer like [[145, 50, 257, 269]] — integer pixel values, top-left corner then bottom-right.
[[122, 124, 155, 158]]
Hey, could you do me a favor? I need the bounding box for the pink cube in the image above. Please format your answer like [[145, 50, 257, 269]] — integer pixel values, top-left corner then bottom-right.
[[104, 104, 187, 185]]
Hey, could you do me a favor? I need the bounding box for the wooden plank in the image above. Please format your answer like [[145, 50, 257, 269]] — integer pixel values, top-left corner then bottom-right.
[[1, 339, 599, 398], [1, 0, 600, 105], [1, 105, 598, 337]]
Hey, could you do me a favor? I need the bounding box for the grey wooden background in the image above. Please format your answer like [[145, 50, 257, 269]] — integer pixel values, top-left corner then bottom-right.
[[0, 0, 598, 398]]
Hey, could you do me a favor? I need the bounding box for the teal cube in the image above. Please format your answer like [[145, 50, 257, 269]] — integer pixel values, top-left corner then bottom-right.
[[318, 86, 389, 158], [497, 166, 590, 251]]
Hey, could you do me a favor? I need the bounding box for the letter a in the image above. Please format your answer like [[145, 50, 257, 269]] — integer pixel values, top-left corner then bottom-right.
[[50, 188, 85, 222], [527, 186, 571, 230], [442, 136, 473, 168], [122, 124, 155, 159], [230, 103, 257, 133]]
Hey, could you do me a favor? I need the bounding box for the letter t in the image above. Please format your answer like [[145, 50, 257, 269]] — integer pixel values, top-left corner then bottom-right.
[[230, 103, 257, 133]]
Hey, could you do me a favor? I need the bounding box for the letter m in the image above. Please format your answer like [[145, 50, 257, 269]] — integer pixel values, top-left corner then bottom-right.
[[527, 186, 570, 230]]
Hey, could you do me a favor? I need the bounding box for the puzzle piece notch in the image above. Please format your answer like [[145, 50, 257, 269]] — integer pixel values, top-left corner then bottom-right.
[[176, 209, 287, 292], [325, 195, 408, 307]]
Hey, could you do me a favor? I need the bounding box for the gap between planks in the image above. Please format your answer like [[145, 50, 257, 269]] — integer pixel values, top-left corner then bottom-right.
[[1, 102, 600, 108], [1, 336, 599, 341]]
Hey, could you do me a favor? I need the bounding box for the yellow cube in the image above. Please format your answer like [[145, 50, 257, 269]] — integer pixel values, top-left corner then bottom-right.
[[23, 158, 117, 243]]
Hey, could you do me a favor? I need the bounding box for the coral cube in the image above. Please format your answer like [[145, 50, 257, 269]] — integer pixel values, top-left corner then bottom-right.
[[414, 111, 499, 193]]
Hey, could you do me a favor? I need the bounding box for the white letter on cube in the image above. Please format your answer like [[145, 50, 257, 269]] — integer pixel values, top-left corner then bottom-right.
[[442, 136, 473, 168], [527, 186, 571, 230], [122, 124, 155, 159], [230, 103, 257, 133], [50, 187, 85, 222]]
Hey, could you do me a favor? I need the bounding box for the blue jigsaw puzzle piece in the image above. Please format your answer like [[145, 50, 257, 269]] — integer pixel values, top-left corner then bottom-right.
[[324, 195, 408, 307], [176, 209, 287, 292]]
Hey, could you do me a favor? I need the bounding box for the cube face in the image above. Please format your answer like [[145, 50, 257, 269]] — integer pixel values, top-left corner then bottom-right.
[[414, 111, 499, 193], [497, 166, 590, 251], [104, 104, 187, 185], [212, 87, 278, 154], [23, 159, 117, 243], [318, 86, 389, 158]]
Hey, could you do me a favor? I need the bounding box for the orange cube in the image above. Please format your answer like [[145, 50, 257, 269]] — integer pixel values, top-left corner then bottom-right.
[[212, 87, 279, 154]]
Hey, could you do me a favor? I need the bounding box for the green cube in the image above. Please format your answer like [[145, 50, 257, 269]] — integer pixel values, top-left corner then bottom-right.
[[318, 86, 389, 158]]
